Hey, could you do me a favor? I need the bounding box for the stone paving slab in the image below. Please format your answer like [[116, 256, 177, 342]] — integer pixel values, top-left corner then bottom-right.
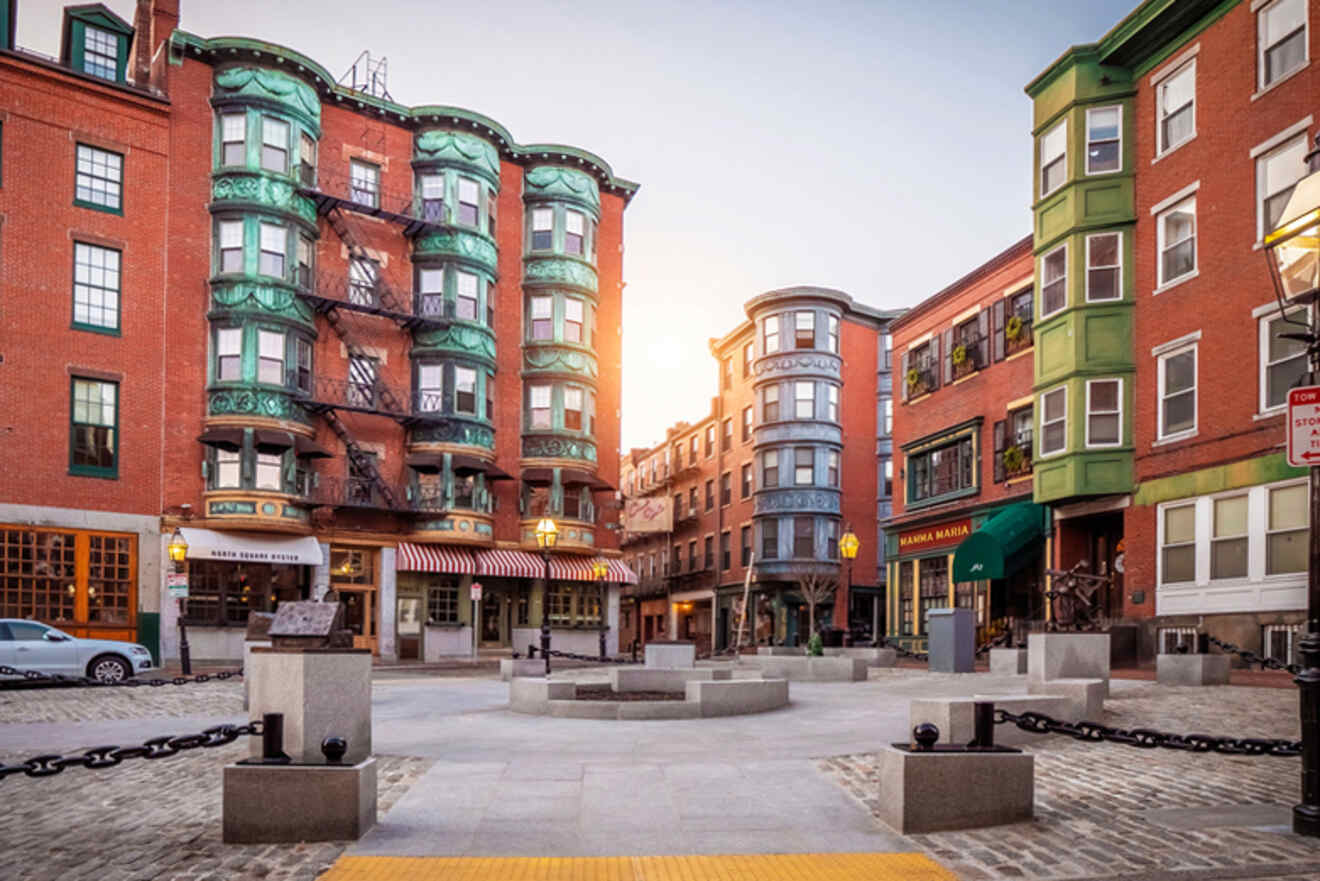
[[0, 679, 244, 724]]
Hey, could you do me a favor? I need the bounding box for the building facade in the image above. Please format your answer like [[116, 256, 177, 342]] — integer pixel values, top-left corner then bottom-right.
[[0, 0, 638, 665], [1026, 0, 1318, 659], [619, 287, 896, 653], [885, 237, 1046, 650]]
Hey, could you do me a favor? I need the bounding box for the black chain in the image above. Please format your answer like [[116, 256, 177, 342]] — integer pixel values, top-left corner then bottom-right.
[[1204, 636, 1301, 675], [0, 720, 262, 782], [0, 665, 243, 688], [883, 639, 929, 662], [975, 632, 1013, 657], [994, 708, 1301, 757], [545, 650, 637, 664]]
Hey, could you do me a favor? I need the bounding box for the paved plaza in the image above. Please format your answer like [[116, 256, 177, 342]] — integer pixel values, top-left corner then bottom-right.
[[1, 668, 1319, 880]]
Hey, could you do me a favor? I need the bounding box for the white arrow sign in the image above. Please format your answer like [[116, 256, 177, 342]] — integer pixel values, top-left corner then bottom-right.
[[1287, 385, 1320, 468]]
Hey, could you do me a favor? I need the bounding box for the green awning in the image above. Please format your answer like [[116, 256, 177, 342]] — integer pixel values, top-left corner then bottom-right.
[[952, 502, 1047, 582]]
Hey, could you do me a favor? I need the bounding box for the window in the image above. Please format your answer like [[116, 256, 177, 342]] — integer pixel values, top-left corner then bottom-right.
[[564, 387, 583, 430], [487, 189, 497, 236], [1040, 387, 1067, 455], [457, 177, 480, 226], [1268, 483, 1308, 574], [721, 531, 731, 570], [1157, 197, 1196, 286], [1262, 308, 1310, 411], [1086, 232, 1121, 301], [260, 117, 289, 173], [290, 337, 313, 394], [762, 520, 779, 560], [428, 584, 460, 624], [349, 257, 379, 306], [259, 222, 285, 278], [705, 479, 714, 511], [487, 286, 496, 329], [1211, 495, 1248, 580], [415, 364, 443, 412], [455, 367, 477, 414], [763, 316, 779, 354], [565, 210, 585, 256], [1085, 379, 1122, 447], [420, 174, 445, 222], [898, 561, 914, 634], [1085, 106, 1121, 174], [688, 540, 698, 571], [257, 330, 285, 384], [908, 436, 974, 502], [794, 447, 813, 485], [350, 159, 380, 208], [741, 463, 752, 499], [216, 328, 242, 381], [74, 144, 122, 211], [722, 357, 733, 390], [564, 298, 584, 342], [418, 267, 444, 318], [1039, 120, 1066, 196], [793, 517, 813, 557], [740, 526, 752, 565], [743, 341, 754, 377], [348, 355, 378, 408], [82, 25, 118, 80], [531, 208, 553, 250], [220, 114, 246, 167], [825, 520, 838, 560], [529, 296, 554, 340], [456, 271, 479, 321], [255, 452, 282, 490], [722, 418, 732, 451], [299, 133, 316, 183], [296, 234, 314, 288], [741, 406, 753, 442], [918, 557, 949, 631], [72, 242, 120, 331], [486, 371, 495, 420], [688, 487, 698, 514], [881, 397, 893, 435], [690, 435, 699, 460], [1040, 244, 1067, 318], [70, 379, 117, 476], [721, 471, 731, 506], [705, 424, 715, 457], [763, 385, 780, 422], [1259, 0, 1307, 89], [1258, 134, 1308, 239], [882, 458, 893, 497], [828, 315, 839, 353], [795, 381, 814, 419], [826, 385, 839, 421], [762, 449, 779, 487], [794, 311, 815, 348], [1158, 344, 1196, 439], [1157, 62, 1195, 154], [827, 450, 839, 487], [214, 448, 241, 488], [218, 220, 243, 273], [704, 536, 714, 569], [529, 385, 551, 429]]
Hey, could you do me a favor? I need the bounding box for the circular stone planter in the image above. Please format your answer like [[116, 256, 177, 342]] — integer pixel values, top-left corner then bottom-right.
[[509, 669, 789, 720]]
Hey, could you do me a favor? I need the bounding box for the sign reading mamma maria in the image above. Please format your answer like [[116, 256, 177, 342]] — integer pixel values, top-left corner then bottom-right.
[[898, 519, 972, 553]]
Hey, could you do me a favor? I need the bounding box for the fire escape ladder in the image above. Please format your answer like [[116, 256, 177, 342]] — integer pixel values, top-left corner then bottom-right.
[[319, 307, 411, 418], [320, 408, 401, 510], [324, 206, 411, 317]]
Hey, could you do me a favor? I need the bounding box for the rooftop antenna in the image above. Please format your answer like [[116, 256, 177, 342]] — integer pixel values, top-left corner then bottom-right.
[[338, 50, 393, 102]]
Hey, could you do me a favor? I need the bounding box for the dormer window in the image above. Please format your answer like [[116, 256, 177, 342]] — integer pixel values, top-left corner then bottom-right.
[[83, 25, 118, 80], [64, 7, 133, 85]]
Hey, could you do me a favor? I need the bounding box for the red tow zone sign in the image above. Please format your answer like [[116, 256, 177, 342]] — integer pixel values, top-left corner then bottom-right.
[[1288, 386, 1320, 467]]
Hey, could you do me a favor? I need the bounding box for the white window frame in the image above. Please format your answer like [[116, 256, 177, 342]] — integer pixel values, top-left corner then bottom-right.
[[763, 316, 780, 354], [457, 177, 481, 227], [1085, 105, 1122, 175], [1257, 0, 1309, 92], [1156, 342, 1197, 441], [1039, 386, 1067, 457], [258, 222, 286, 279], [261, 117, 289, 174], [1256, 132, 1309, 242], [1259, 304, 1312, 413], [214, 448, 241, 488], [455, 271, 479, 321], [1084, 378, 1123, 448], [216, 327, 242, 381], [1156, 196, 1197, 288], [826, 384, 838, 422], [1084, 231, 1122, 302], [220, 113, 246, 167], [1039, 243, 1068, 320], [455, 366, 477, 414], [1157, 502, 1198, 586], [1039, 120, 1067, 197], [828, 315, 839, 353], [529, 385, 552, 430], [794, 381, 815, 419], [1156, 60, 1196, 156], [1210, 494, 1250, 581], [255, 452, 283, 491], [1266, 481, 1310, 575]]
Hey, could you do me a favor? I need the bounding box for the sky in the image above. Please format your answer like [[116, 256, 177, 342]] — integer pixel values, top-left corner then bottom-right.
[[22, 0, 1137, 450]]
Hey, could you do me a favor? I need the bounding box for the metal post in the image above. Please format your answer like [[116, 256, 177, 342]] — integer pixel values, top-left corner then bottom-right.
[[599, 575, 608, 660], [541, 550, 552, 676], [176, 596, 192, 676], [846, 556, 854, 644], [1297, 378, 1320, 835], [972, 701, 995, 749]]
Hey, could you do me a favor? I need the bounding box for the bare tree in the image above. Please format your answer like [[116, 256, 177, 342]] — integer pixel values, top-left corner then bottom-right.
[[797, 573, 838, 645]]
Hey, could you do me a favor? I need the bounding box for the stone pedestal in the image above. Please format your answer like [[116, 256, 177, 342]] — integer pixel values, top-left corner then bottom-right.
[[876, 746, 1033, 833], [1157, 653, 1231, 686], [927, 608, 975, 673], [645, 641, 696, 669], [223, 758, 376, 843], [248, 648, 372, 764], [1026, 677, 1106, 720], [910, 695, 1072, 746], [990, 648, 1028, 675], [823, 646, 898, 667], [500, 659, 545, 681], [1028, 633, 1110, 694]]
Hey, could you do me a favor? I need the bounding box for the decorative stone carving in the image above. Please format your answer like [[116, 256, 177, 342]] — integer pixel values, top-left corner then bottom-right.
[[754, 423, 843, 447], [411, 324, 497, 361], [409, 420, 495, 449], [210, 283, 317, 327], [413, 230, 498, 273], [521, 435, 597, 462], [525, 165, 600, 209], [414, 129, 501, 179], [753, 355, 841, 379], [753, 489, 841, 515], [522, 256, 598, 292], [212, 174, 318, 226], [522, 345, 598, 379], [208, 388, 312, 425], [213, 66, 321, 126]]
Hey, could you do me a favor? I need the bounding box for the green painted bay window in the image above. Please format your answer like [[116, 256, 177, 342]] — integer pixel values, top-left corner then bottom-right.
[[526, 203, 597, 262]]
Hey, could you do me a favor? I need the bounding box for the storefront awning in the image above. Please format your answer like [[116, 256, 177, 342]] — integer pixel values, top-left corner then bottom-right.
[[548, 556, 596, 581], [474, 549, 546, 579], [177, 528, 323, 565], [396, 542, 476, 574], [603, 558, 638, 584], [951, 502, 1047, 582]]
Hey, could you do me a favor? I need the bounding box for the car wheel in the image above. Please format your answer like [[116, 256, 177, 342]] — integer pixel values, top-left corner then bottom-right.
[[88, 654, 132, 683]]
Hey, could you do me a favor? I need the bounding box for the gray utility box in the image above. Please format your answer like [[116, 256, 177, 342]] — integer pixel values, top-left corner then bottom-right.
[[927, 608, 975, 673]]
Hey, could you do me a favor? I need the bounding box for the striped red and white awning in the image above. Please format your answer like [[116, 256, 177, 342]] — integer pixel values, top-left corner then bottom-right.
[[548, 556, 596, 581], [603, 558, 639, 584], [474, 548, 546, 579], [396, 542, 476, 575]]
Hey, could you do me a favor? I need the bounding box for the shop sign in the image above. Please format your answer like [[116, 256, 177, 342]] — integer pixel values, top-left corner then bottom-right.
[[167, 572, 188, 599], [898, 519, 972, 553], [622, 497, 673, 533]]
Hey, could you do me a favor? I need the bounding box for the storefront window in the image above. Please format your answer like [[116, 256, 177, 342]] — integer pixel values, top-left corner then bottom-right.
[[918, 556, 949, 632], [908, 437, 975, 503], [184, 561, 304, 626], [427, 583, 459, 624], [898, 560, 914, 635], [330, 548, 372, 585], [548, 583, 574, 626]]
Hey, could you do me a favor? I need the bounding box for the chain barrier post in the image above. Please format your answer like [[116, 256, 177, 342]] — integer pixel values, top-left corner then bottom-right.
[[972, 701, 995, 748], [260, 713, 291, 764]]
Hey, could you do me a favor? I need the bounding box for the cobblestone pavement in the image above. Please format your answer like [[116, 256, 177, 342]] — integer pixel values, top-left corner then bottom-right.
[[0, 679, 245, 724], [822, 681, 1320, 880], [0, 742, 432, 881]]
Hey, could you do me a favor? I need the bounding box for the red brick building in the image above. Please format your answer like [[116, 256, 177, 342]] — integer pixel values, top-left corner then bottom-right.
[[0, 0, 638, 666], [884, 237, 1043, 649]]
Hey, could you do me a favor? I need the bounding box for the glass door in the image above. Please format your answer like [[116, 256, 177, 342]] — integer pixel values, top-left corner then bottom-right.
[[397, 595, 422, 660]]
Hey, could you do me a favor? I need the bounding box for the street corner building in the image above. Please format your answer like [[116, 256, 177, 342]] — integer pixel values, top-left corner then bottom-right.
[[617, 287, 900, 654], [0, 0, 639, 666]]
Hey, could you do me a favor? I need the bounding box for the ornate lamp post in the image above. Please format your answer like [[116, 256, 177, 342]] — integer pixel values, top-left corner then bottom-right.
[[839, 525, 860, 644], [534, 517, 558, 676], [167, 529, 192, 675], [593, 559, 609, 660], [1264, 134, 1320, 837]]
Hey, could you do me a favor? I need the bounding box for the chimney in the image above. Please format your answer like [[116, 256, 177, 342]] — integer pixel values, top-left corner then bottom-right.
[[132, 0, 151, 86], [148, 0, 181, 95]]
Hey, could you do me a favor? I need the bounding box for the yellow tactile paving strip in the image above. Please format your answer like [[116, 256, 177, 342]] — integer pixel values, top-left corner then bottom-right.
[[319, 852, 956, 881]]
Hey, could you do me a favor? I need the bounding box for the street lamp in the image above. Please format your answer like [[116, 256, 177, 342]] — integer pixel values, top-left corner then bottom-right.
[[1264, 134, 1320, 838], [839, 526, 860, 645], [534, 517, 558, 676], [593, 558, 609, 660], [167, 528, 192, 675]]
